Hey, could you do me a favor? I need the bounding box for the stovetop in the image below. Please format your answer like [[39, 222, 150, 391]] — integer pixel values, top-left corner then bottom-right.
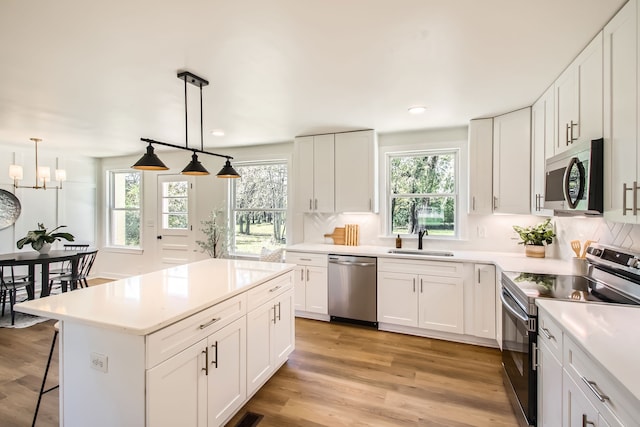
[[502, 244, 640, 316]]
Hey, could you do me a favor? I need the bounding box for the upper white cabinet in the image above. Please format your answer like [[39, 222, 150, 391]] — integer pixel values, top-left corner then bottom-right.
[[335, 130, 378, 213], [294, 130, 378, 214], [294, 134, 335, 213], [492, 107, 531, 214], [603, 0, 639, 224], [554, 32, 603, 155], [531, 87, 555, 215], [468, 118, 494, 215]]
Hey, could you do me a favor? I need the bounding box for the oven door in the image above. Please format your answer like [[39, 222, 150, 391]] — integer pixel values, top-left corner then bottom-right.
[[501, 287, 536, 426]]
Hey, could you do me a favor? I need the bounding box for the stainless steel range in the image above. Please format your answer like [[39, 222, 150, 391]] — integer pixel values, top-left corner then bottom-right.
[[500, 244, 640, 427]]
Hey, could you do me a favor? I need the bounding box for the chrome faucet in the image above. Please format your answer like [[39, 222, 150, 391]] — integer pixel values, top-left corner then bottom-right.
[[418, 229, 428, 250]]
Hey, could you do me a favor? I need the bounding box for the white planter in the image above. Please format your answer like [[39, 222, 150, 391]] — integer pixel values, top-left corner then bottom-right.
[[37, 243, 52, 254]]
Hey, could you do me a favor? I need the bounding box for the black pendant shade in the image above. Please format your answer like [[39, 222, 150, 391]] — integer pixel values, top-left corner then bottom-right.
[[216, 159, 241, 179], [132, 144, 169, 170], [134, 71, 239, 178], [181, 153, 210, 176]]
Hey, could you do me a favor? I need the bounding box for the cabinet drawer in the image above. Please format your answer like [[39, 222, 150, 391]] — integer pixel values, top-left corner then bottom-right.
[[248, 272, 293, 312], [538, 309, 563, 362], [146, 293, 246, 368], [563, 335, 639, 425], [378, 257, 463, 277], [286, 251, 327, 267]]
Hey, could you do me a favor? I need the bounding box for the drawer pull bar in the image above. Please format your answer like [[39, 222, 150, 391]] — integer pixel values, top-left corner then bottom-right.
[[269, 285, 282, 293], [581, 377, 610, 402], [199, 317, 221, 329], [540, 327, 554, 341]]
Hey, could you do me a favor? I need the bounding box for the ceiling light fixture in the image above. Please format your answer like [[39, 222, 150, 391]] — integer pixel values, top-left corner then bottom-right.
[[408, 105, 427, 114], [133, 71, 240, 178], [9, 138, 66, 190]]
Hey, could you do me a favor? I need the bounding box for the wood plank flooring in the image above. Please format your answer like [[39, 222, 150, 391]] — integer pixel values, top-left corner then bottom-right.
[[0, 296, 518, 426]]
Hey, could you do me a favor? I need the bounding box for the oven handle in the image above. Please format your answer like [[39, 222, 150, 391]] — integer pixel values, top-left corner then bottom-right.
[[500, 288, 529, 324]]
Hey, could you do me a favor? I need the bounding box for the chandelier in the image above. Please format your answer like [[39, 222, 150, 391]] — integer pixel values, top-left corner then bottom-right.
[[9, 138, 67, 190]]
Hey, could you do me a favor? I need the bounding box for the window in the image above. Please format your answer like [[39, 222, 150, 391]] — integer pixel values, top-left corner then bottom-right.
[[160, 180, 188, 230], [388, 150, 457, 237], [108, 170, 142, 247], [230, 161, 287, 255]]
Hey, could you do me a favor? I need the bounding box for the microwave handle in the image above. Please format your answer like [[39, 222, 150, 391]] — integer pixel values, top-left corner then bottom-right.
[[562, 156, 582, 209]]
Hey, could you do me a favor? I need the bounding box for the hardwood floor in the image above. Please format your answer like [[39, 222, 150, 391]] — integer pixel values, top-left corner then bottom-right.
[[1, 298, 518, 427]]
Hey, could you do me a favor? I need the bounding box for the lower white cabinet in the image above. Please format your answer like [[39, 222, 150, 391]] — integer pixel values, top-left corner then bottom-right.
[[539, 338, 563, 427], [286, 251, 328, 317], [247, 287, 294, 396], [564, 372, 612, 427], [147, 317, 246, 427], [469, 264, 496, 340]]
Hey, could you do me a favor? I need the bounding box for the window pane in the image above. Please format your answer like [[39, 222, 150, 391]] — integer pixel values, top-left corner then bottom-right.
[[391, 196, 455, 236], [235, 164, 287, 209], [111, 210, 141, 246], [233, 211, 286, 255], [390, 154, 455, 194], [164, 213, 188, 230], [163, 197, 188, 213], [164, 181, 188, 197], [113, 172, 140, 209]]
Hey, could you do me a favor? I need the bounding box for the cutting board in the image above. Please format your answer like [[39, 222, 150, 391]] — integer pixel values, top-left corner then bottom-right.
[[324, 227, 345, 245]]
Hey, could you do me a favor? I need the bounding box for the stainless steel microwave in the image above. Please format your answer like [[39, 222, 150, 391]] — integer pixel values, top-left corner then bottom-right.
[[543, 138, 604, 215]]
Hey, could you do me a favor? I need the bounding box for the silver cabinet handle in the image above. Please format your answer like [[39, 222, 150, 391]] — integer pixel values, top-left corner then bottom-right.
[[623, 182, 638, 215], [272, 304, 277, 324], [202, 347, 209, 375], [420, 278, 423, 293], [314, 199, 318, 210], [369, 198, 372, 211], [540, 327, 555, 341], [493, 196, 498, 210], [477, 268, 481, 283], [472, 196, 476, 211], [277, 302, 281, 321], [531, 342, 538, 371], [582, 414, 595, 426], [570, 120, 579, 142], [199, 317, 221, 329], [413, 278, 416, 293], [581, 377, 610, 402], [299, 258, 312, 261], [211, 341, 218, 368], [269, 285, 282, 293], [566, 123, 571, 146], [634, 181, 639, 216], [300, 268, 304, 281], [309, 199, 312, 210], [306, 268, 309, 281]]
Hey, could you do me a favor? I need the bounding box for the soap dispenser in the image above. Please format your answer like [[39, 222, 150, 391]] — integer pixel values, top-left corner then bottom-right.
[[395, 234, 402, 249]]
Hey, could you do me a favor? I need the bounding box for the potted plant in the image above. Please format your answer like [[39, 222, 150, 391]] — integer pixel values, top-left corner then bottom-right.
[[196, 210, 228, 258], [512, 218, 556, 258], [16, 223, 75, 254]]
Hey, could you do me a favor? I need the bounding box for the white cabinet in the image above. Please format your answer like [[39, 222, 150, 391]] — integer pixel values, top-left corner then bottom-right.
[[603, 0, 639, 224], [555, 32, 604, 155], [335, 130, 378, 213], [468, 264, 495, 340], [564, 373, 603, 427], [146, 317, 246, 427], [246, 281, 294, 397], [286, 251, 328, 318], [468, 118, 494, 215], [492, 107, 531, 214], [538, 310, 563, 427], [377, 258, 464, 335], [531, 86, 555, 215], [294, 134, 335, 213]]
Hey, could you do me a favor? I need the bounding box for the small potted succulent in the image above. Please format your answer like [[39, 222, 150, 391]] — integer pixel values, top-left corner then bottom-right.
[[17, 223, 75, 254], [513, 218, 555, 258]]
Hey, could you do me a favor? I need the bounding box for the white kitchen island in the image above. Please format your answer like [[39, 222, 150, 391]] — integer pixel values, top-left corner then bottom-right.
[[16, 259, 296, 427]]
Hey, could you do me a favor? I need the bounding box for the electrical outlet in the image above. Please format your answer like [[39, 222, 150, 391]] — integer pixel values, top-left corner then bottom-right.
[[90, 352, 108, 373]]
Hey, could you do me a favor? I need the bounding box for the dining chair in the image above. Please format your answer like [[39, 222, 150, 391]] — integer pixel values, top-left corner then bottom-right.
[[0, 259, 35, 325], [49, 243, 91, 276], [49, 250, 98, 292]]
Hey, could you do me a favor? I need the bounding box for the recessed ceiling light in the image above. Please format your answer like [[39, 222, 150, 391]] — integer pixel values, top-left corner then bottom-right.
[[408, 106, 427, 115], [211, 129, 225, 137]]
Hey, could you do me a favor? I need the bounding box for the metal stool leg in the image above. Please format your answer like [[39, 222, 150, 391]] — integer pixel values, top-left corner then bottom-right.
[[32, 328, 59, 427]]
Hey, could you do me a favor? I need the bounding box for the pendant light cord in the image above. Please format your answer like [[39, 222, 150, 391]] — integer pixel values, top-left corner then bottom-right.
[[200, 83, 204, 151], [184, 76, 188, 149]]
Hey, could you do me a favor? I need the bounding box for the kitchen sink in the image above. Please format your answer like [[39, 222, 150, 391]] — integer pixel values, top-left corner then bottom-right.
[[387, 249, 454, 257]]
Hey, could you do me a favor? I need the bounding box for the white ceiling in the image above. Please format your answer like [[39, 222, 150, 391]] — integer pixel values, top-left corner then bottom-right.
[[0, 0, 626, 158]]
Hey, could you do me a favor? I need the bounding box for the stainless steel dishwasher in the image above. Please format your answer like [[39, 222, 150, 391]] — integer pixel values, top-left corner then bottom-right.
[[328, 254, 377, 327]]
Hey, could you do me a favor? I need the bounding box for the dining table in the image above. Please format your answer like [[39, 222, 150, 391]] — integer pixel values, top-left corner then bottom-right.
[[0, 250, 81, 298]]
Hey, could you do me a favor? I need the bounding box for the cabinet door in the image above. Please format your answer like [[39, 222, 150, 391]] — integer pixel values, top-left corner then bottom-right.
[[313, 134, 335, 213], [531, 87, 555, 215], [207, 318, 246, 427], [305, 266, 328, 314], [293, 265, 306, 312], [577, 32, 604, 145], [493, 108, 531, 214], [335, 130, 377, 212], [564, 372, 600, 427], [147, 339, 208, 427], [418, 274, 464, 334], [468, 118, 494, 215], [555, 66, 579, 154], [294, 136, 315, 212], [472, 264, 495, 339], [377, 271, 418, 327], [538, 340, 562, 427], [246, 301, 275, 396], [273, 289, 295, 366], [603, 0, 638, 223]]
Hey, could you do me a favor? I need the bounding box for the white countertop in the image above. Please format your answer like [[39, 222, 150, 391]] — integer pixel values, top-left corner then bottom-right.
[[16, 258, 295, 335], [536, 299, 640, 403], [287, 243, 575, 274]]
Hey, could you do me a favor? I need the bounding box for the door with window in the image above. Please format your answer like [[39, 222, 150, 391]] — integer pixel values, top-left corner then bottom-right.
[[157, 175, 196, 268]]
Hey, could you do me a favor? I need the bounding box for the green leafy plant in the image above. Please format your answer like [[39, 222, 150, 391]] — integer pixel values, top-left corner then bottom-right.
[[196, 210, 228, 258], [16, 223, 75, 251], [512, 218, 555, 246]]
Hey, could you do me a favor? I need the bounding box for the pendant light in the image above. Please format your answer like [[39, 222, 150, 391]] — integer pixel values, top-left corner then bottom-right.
[[9, 138, 67, 190], [133, 71, 239, 178]]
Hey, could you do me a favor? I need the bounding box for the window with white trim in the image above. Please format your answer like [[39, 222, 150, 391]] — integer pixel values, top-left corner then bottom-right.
[[107, 170, 142, 247], [230, 161, 287, 256], [388, 150, 458, 237]]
